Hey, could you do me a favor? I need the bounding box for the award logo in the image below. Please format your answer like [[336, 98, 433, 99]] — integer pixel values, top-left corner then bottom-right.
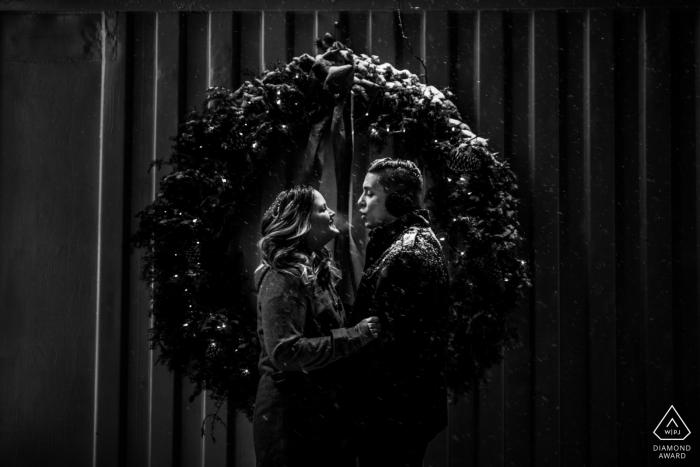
[[652, 406, 692, 460], [654, 406, 691, 441]]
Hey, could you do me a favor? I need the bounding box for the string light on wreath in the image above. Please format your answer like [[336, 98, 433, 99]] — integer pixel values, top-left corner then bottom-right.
[[132, 31, 531, 419]]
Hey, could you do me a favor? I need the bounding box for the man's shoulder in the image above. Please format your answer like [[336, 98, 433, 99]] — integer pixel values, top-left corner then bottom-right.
[[373, 226, 445, 273], [394, 226, 442, 255]]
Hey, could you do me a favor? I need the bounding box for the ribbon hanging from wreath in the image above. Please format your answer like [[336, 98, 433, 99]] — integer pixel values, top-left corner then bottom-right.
[[131, 32, 531, 420]]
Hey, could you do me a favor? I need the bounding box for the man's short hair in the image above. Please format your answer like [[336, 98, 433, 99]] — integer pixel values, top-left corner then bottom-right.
[[367, 158, 423, 204]]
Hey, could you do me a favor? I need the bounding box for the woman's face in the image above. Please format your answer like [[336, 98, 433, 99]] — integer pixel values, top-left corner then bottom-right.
[[305, 190, 339, 251]]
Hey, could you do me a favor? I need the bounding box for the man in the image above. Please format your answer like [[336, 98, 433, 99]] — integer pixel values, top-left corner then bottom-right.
[[350, 158, 449, 466]]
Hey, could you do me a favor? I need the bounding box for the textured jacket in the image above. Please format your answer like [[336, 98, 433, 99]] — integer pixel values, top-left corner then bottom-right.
[[350, 209, 449, 437], [253, 263, 364, 466], [253, 263, 366, 391]]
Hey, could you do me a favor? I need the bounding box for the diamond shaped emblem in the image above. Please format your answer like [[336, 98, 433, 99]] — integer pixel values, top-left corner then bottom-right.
[[654, 406, 691, 441]]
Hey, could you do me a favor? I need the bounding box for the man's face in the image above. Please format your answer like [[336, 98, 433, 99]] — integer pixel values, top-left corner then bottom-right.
[[358, 172, 395, 229]]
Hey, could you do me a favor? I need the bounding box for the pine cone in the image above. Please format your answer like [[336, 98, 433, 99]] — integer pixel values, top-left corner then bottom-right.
[[226, 129, 246, 153], [185, 242, 202, 274], [448, 146, 482, 173], [474, 254, 502, 283]]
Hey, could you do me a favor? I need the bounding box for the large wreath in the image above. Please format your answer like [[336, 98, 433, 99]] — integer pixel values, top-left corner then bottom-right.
[[132, 34, 530, 419]]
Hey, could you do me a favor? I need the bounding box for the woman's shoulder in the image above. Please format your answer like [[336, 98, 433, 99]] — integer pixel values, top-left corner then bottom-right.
[[258, 264, 313, 293]]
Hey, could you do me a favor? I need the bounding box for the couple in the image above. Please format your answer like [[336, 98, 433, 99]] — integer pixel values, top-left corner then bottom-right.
[[252, 158, 449, 467]]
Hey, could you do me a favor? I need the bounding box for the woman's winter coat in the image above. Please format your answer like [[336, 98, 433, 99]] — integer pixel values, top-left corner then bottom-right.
[[252, 263, 364, 467]]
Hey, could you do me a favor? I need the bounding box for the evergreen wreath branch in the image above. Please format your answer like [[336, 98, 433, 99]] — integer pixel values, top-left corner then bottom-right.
[[132, 33, 531, 419]]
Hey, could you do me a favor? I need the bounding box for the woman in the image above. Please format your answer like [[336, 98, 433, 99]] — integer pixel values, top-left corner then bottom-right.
[[253, 185, 379, 467]]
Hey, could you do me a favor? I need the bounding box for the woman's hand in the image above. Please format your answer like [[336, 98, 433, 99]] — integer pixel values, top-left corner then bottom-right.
[[364, 316, 381, 338], [357, 316, 381, 346]]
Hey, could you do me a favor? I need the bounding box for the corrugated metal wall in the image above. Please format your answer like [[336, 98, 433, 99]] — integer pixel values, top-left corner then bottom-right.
[[0, 2, 699, 466]]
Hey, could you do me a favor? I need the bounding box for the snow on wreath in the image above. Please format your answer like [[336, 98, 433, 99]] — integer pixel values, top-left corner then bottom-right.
[[131, 32, 531, 421]]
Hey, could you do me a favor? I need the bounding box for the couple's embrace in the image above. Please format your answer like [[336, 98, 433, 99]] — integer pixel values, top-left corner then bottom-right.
[[252, 158, 449, 467]]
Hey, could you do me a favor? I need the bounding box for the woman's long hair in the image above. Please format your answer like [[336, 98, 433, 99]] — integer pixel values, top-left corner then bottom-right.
[[258, 185, 341, 288]]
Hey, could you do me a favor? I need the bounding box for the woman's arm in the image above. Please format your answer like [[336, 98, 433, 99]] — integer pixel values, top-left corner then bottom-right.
[[260, 270, 375, 371]]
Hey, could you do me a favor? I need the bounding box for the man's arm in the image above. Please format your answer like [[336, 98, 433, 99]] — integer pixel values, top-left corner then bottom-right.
[[367, 250, 435, 346]]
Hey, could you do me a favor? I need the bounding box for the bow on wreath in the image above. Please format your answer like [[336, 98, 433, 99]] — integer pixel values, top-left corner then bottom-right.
[[291, 34, 379, 186], [289, 33, 380, 300]]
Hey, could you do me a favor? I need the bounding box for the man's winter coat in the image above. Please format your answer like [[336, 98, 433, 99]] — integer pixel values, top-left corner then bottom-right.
[[350, 209, 449, 440]]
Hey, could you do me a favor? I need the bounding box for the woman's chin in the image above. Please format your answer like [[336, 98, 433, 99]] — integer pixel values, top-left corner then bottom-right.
[[315, 229, 340, 248]]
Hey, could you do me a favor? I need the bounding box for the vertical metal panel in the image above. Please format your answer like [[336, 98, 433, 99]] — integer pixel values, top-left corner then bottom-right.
[[668, 7, 700, 454], [259, 10, 289, 213], [449, 11, 477, 127], [372, 11, 400, 165], [239, 11, 262, 80], [639, 9, 674, 455], [186, 12, 211, 105], [232, 13, 266, 467], [232, 412, 256, 467], [149, 11, 182, 467], [530, 10, 561, 466], [475, 9, 506, 467], [668, 6, 696, 403], [179, 12, 212, 467], [503, 10, 535, 467], [613, 10, 645, 465], [584, 10, 617, 467], [179, 13, 235, 465], [231, 13, 243, 90], [94, 11, 129, 467], [425, 11, 450, 90], [0, 12, 104, 467], [445, 12, 478, 466], [557, 11, 589, 467], [126, 12, 157, 467], [394, 11, 423, 78], [423, 11, 451, 467], [205, 12, 236, 467], [346, 11, 369, 55], [291, 11, 315, 61], [695, 11, 700, 455], [371, 11, 396, 66], [211, 12, 235, 90], [445, 14, 479, 466], [447, 399, 476, 467], [476, 10, 505, 148], [228, 194, 260, 459]]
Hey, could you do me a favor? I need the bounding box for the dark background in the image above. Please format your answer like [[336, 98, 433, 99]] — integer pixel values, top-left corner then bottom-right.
[[0, 1, 698, 466]]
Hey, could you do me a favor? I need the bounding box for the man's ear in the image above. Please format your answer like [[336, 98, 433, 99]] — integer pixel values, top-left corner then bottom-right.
[[385, 191, 417, 218]]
